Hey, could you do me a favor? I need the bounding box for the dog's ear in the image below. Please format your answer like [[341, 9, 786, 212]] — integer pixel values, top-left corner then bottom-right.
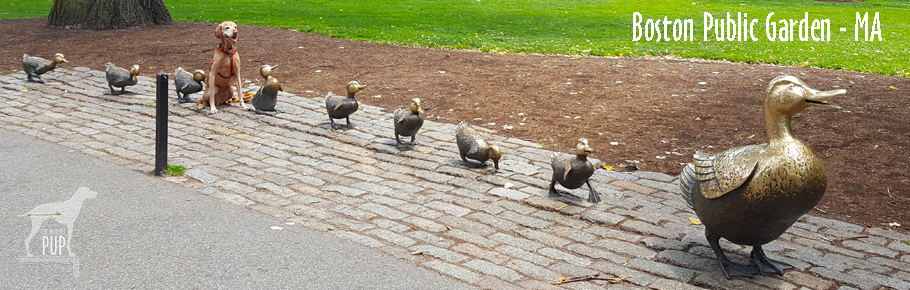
[[214, 22, 224, 39]]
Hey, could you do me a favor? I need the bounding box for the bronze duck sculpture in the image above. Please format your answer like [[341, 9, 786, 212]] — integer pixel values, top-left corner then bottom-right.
[[250, 65, 283, 115], [22, 53, 67, 83], [455, 121, 502, 170], [393, 98, 424, 148], [174, 67, 206, 103], [679, 75, 845, 278], [105, 63, 140, 95], [550, 138, 600, 203], [325, 81, 366, 129]]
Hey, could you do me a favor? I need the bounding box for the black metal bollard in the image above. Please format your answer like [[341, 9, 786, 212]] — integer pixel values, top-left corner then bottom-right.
[[154, 72, 168, 176]]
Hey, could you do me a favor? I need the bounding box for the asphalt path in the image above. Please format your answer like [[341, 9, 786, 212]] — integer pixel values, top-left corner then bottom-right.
[[0, 127, 475, 289]]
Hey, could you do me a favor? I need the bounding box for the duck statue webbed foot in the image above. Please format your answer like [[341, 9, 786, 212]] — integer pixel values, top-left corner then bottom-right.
[[325, 81, 366, 130], [394, 98, 424, 148], [679, 75, 845, 279], [455, 121, 502, 170], [549, 138, 600, 203]]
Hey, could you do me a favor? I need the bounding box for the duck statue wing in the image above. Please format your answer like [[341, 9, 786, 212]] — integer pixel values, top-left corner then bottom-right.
[[680, 144, 763, 207]]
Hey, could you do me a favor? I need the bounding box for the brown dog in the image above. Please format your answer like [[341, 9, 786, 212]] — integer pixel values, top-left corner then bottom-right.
[[198, 21, 248, 114]]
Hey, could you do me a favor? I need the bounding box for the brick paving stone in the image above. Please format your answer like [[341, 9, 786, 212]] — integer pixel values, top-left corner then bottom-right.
[[466, 212, 518, 232], [584, 226, 643, 242], [408, 231, 456, 248], [847, 269, 910, 290], [532, 211, 589, 229], [655, 250, 717, 271], [594, 238, 658, 259], [495, 245, 552, 266], [455, 199, 503, 214], [185, 168, 220, 184], [641, 237, 690, 251], [402, 216, 447, 232], [692, 271, 770, 290], [804, 216, 865, 233], [363, 195, 407, 206], [627, 258, 696, 282], [374, 219, 410, 232], [255, 182, 297, 197], [538, 247, 591, 267], [438, 215, 496, 236], [504, 259, 561, 281], [322, 185, 367, 197], [783, 271, 837, 290], [444, 229, 498, 248], [367, 228, 416, 247], [489, 233, 545, 252], [567, 244, 628, 264], [488, 188, 530, 201], [476, 276, 526, 290], [397, 203, 443, 219], [523, 196, 569, 212], [452, 243, 510, 265], [463, 259, 522, 282], [842, 240, 899, 258], [865, 227, 910, 241], [422, 260, 482, 284], [426, 200, 472, 217], [579, 210, 626, 226], [620, 219, 679, 239], [514, 229, 571, 249], [810, 267, 882, 290], [650, 278, 707, 290], [333, 230, 385, 248], [498, 211, 553, 229], [548, 226, 597, 243], [359, 203, 408, 219]]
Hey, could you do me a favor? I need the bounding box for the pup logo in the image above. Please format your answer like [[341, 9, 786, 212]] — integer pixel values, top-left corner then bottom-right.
[[18, 187, 97, 277]]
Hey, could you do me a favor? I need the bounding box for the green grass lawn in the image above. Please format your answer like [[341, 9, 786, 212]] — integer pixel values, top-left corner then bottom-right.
[[4, 0, 907, 76]]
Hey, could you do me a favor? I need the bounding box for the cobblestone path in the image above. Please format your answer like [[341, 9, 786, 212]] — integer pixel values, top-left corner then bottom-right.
[[2, 68, 909, 290]]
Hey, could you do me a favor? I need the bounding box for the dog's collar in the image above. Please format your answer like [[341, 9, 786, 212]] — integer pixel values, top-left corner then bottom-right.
[[217, 44, 236, 55]]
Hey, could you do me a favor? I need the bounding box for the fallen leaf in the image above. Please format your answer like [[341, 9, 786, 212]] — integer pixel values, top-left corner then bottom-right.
[[671, 152, 684, 156], [890, 86, 899, 90], [504, 182, 514, 189], [602, 164, 614, 170], [688, 217, 702, 225], [20, 89, 27, 92]]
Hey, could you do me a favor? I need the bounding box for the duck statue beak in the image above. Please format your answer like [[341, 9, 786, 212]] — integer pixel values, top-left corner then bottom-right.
[[805, 88, 846, 109]]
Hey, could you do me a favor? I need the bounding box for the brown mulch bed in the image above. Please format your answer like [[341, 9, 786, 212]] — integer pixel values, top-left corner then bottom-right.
[[3, 18, 908, 233]]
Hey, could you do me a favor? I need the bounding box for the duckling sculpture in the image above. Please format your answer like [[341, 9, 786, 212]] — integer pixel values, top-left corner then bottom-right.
[[174, 67, 206, 103], [393, 98, 424, 148], [22, 53, 67, 83], [105, 63, 140, 95], [550, 138, 600, 203], [325, 81, 366, 129], [679, 75, 845, 278], [250, 65, 283, 115], [455, 121, 502, 170]]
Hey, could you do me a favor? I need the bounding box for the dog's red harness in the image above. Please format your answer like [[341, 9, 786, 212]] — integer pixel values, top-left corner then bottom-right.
[[211, 45, 236, 79]]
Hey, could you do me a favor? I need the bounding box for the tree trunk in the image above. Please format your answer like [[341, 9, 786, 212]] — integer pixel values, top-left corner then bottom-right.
[[47, 0, 172, 30]]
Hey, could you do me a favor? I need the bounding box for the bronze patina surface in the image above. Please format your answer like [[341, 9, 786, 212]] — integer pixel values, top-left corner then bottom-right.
[[679, 75, 846, 278]]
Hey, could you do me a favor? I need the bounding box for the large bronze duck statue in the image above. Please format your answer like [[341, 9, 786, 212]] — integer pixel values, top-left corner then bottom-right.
[[679, 75, 845, 278], [22, 53, 67, 83], [393, 98, 424, 148], [550, 138, 600, 203], [174, 67, 206, 103], [105, 63, 140, 95], [250, 65, 283, 115], [455, 121, 502, 170], [325, 81, 366, 130]]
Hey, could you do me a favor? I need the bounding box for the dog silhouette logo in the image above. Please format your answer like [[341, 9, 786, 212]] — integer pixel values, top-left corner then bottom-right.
[[20, 187, 97, 257]]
